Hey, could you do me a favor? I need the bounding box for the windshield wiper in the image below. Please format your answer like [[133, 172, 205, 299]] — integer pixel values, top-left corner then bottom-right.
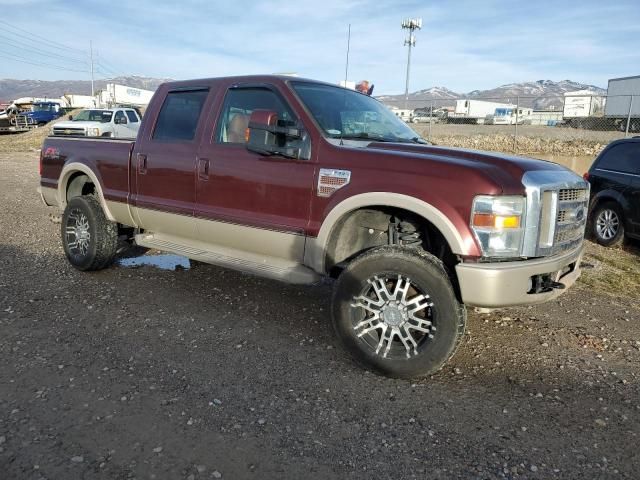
[[338, 133, 399, 142]]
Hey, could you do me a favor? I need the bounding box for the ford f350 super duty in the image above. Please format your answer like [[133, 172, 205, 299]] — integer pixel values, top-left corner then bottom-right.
[[39, 75, 589, 378]]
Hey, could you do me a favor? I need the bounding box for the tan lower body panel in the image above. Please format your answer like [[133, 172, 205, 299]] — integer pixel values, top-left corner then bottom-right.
[[456, 245, 583, 308], [135, 231, 320, 285], [39, 186, 58, 207]]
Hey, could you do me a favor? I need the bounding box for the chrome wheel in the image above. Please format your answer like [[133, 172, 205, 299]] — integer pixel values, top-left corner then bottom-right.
[[350, 274, 435, 359], [65, 209, 91, 258], [596, 208, 619, 240]]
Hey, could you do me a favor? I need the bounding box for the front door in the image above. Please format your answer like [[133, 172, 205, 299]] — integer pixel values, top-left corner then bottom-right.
[[196, 86, 314, 261], [133, 88, 210, 238]]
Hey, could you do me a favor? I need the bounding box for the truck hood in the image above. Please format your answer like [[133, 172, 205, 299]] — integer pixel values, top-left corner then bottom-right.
[[362, 142, 576, 194]]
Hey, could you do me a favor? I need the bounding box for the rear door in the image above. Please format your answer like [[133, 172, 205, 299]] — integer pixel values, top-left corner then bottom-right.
[[195, 84, 315, 261], [132, 88, 210, 238]]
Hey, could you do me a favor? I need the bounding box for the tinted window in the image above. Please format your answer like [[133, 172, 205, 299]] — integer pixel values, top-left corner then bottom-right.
[[153, 89, 208, 141], [216, 88, 295, 143], [598, 143, 640, 174], [114, 111, 126, 124], [126, 110, 139, 123]]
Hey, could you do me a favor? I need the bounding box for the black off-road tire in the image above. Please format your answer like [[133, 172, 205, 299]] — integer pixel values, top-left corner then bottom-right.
[[591, 201, 625, 247], [331, 246, 466, 379], [61, 195, 118, 271]]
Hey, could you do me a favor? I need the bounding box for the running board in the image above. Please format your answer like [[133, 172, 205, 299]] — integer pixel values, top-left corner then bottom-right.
[[134, 233, 321, 285]]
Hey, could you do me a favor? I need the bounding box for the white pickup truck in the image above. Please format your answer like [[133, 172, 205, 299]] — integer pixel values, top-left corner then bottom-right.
[[52, 108, 141, 138]]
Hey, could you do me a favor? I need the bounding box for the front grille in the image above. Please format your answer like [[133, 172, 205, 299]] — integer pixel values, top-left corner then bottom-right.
[[53, 127, 86, 136], [544, 188, 588, 255], [556, 210, 567, 223], [555, 225, 584, 244], [558, 188, 586, 202]]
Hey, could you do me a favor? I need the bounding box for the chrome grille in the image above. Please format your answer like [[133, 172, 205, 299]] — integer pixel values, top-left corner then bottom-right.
[[53, 127, 86, 136], [558, 188, 586, 202], [545, 188, 588, 255], [556, 210, 567, 223]]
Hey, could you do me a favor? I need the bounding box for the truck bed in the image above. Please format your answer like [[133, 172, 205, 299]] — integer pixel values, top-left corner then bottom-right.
[[40, 136, 134, 207]]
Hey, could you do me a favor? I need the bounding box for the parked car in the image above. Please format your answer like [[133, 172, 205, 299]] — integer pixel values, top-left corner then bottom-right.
[[52, 108, 141, 138], [39, 75, 589, 379], [585, 137, 640, 246], [24, 101, 64, 126]]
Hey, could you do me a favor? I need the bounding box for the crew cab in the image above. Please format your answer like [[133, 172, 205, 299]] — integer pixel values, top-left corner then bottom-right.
[[52, 108, 141, 138], [39, 75, 589, 378]]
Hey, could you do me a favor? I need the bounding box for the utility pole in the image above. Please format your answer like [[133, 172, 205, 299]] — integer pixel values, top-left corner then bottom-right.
[[89, 40, 95, 97], [402, 18, 422, 110]]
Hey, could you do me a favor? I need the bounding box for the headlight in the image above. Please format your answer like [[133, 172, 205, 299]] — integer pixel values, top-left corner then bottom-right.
[[88, 128, 100, 136], [471, 195, 525, 258]]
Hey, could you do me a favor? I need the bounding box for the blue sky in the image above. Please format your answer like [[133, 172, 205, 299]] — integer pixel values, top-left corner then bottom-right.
[[0, 0, 638, 94]]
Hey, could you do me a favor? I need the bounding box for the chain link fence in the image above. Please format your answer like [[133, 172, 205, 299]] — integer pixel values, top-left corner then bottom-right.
[[385, 94, 639, 173]]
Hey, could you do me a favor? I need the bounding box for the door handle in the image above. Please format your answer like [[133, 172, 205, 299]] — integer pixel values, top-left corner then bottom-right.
[[137, 153, 147, 174], [198, 158, 210, 181]]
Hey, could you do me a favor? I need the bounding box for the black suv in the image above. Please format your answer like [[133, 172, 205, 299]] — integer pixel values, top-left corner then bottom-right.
[[586, 137, 640, 246]]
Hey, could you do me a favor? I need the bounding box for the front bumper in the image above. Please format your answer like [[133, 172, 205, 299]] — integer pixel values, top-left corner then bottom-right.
[[455, 245, 584, 308]]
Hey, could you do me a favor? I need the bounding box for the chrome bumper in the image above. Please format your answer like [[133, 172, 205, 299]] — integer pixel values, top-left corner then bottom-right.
[[456, 245, 583, 308]]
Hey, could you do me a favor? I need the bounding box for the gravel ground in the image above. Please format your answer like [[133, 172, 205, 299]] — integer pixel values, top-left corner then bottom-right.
[[1, 152, 639, 479]]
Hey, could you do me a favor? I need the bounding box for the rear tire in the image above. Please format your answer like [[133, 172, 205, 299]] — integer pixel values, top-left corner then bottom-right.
[[61, 195, 118, 271], [591, 201, 625, 247], [331, 246, 466, 379]]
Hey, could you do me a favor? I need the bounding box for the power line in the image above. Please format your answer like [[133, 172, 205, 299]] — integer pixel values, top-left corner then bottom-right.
[[0, 51, 89, 73], [0, 19, 87, 55], [0, 33, 88, 66]]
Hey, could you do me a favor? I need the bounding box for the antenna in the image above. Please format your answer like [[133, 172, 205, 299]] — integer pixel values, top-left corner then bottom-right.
[[344, 23, 351, 87], [340, 24, 352, 146]]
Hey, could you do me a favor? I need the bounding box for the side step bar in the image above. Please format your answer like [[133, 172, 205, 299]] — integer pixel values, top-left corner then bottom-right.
[[134, 233, 321, 285]]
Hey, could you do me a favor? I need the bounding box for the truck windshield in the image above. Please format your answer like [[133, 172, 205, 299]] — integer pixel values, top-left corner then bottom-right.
[[73, 110, 113, 123], [32, 104, 55, 112], [292, 82, 425, 143]]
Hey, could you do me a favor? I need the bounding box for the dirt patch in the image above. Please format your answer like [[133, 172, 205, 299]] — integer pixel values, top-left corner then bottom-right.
[[1, 152, 639, 479]]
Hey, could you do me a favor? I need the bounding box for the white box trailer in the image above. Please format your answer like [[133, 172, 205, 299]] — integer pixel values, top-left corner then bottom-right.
[[61, 94, 96, 109], [604, 75, 640, 132], [97, 83, 155, 108], [450, 99, 515, 124], [562, 90, 605, 119]]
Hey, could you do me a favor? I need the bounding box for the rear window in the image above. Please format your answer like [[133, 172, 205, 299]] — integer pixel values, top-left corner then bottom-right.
[[597, 142, 639, 175], [152, 89, 208, 141]]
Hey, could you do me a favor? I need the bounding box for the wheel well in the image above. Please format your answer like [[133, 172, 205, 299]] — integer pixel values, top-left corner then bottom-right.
[[66, 172, 96, 202], [325, 206, 457, 278]]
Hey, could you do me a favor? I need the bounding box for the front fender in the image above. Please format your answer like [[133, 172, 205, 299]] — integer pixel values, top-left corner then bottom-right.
[[304, 192, 477, 274]]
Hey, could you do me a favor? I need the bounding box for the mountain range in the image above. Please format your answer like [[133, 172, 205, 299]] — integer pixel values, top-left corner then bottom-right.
[[1, 77, 606, 111], [377, 80, 606, 110], [0, 76, 170, 101]]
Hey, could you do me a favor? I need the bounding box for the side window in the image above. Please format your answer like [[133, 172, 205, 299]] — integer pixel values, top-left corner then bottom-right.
[[125, 110, 139, 123], [216, 88, 295, 144], [599, 143, 640, 174], [114, 111, 126, 124], [153, 89, 209, 141]]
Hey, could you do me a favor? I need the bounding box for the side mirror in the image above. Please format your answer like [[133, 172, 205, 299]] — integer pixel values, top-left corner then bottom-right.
[[68, 115, 73, 120], [115, 117, 127, 125], [246, 110, 307, 160]]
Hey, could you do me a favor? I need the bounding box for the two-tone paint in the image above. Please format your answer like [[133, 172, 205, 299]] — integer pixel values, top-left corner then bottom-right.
[[40, 75, 586, 306]]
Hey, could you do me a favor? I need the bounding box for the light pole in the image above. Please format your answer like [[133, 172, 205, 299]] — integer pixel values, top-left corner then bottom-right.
[[402, 18, 422, 110]]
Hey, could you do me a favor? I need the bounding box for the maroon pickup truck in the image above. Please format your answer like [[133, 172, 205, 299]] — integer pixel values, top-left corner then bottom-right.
[[39, 75, 589, 378]]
